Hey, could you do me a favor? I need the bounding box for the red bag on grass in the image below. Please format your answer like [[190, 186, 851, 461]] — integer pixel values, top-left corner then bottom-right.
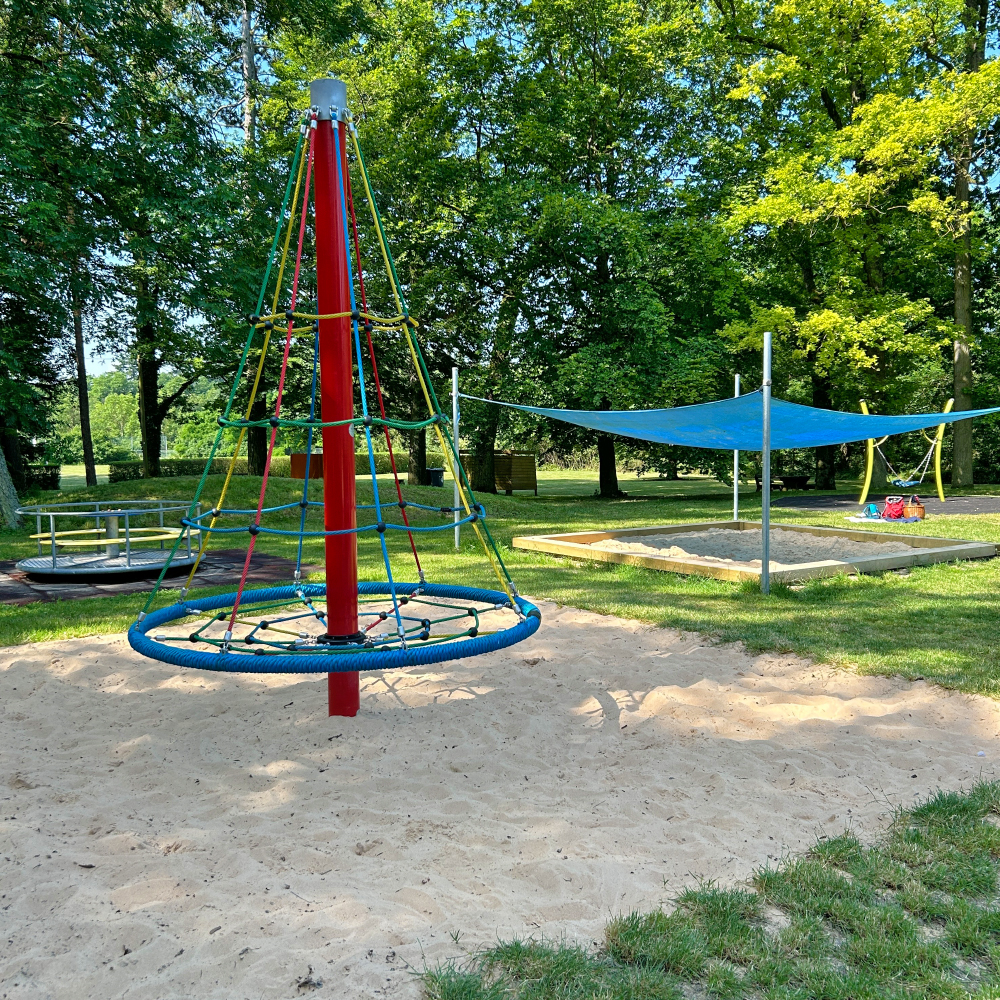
[[882, 497, 905, 519]]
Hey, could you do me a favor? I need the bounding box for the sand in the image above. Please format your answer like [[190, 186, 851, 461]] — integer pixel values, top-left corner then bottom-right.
[[2, 603, 997, 999], [591, 526, 914, 570]]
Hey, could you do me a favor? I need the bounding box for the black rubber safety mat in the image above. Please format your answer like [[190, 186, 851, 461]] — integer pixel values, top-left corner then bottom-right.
[[0, 550, 322, 606]]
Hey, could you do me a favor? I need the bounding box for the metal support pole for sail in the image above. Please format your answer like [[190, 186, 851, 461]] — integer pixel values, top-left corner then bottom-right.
[[761, 332, 772, 595], [452, 367, 460, 549], [733, 374, 740, 521]]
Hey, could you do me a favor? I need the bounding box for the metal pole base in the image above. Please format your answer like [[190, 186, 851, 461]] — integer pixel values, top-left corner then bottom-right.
[[329, 672, 360, 716], [317, 631, 366, 645]]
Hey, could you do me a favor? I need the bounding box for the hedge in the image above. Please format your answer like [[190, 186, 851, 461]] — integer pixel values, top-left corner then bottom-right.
[[26, 465, 60, 490], [107, 452, 449, 482]]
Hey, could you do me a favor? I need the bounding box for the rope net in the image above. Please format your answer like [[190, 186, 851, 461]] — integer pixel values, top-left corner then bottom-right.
[[128, 109, 539, 673]]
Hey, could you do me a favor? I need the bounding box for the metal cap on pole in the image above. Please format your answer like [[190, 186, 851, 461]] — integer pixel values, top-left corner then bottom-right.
[[309, 78, 348, 120], [761, 332, 772, 595]]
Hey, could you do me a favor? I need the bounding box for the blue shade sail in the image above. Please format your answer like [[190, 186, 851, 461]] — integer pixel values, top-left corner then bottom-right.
[[462, 390, 1000, 452]]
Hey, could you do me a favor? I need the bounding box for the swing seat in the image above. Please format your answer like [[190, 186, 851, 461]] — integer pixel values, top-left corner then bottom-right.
[[891, 478, 921, 488]]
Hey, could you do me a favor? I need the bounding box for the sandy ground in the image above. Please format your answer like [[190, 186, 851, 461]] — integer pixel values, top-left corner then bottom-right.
[[592, 526, 913, 570], [1, 602, 997, 1000]]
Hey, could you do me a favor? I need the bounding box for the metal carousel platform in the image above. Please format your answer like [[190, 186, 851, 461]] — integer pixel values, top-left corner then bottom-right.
[[15, 500, 203, 578]]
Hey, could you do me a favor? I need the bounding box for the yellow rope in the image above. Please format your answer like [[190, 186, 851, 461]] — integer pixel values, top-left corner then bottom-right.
[[180, 143, 310, 590], [346, 125, 513, 601], [255, 310, 411, 326]]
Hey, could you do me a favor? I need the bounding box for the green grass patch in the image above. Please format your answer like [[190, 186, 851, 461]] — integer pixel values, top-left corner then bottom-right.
[[425, 783, 1000, 999], [3, 475, 1000, 699]]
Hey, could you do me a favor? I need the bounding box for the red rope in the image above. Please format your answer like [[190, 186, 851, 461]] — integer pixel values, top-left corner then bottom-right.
[[227, 128, 315, 632], [344, 149, 422, 575]]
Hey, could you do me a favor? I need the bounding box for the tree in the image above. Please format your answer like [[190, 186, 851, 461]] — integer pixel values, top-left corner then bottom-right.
[[0, 441, 21, 528], [716, 0, 999, 486]]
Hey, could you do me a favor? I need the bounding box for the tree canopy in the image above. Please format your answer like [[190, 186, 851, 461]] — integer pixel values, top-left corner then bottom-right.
[[2, 0, 997, 495]]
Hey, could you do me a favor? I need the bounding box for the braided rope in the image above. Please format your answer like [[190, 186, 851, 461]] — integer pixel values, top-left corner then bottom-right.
[[132, 111, 538, 675], [130, 584, 541, 673]]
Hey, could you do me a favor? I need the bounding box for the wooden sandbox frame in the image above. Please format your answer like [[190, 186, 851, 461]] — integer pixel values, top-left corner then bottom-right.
[[511, 521, 997, 584]]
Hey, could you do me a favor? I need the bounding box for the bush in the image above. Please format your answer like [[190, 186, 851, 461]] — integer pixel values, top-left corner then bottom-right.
[[107, 453, 427, 481], [26, 465, 59, 490], [109, 458, 247, 482]]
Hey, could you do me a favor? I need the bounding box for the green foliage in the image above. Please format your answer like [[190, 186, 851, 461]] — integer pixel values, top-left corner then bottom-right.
[[105, 451, 430, 481], [4, 0, 1000, 495]]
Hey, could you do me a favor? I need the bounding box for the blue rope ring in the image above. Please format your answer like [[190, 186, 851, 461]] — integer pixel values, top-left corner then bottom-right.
[[129, 582, 541, 673]]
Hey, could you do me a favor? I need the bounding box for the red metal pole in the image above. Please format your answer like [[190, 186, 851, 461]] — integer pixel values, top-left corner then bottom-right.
[[311, 78, 360, 717]]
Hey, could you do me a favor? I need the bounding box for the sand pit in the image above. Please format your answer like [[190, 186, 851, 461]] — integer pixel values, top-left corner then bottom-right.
[[2, 604, 998, 998], [591, 526, 913, 570]]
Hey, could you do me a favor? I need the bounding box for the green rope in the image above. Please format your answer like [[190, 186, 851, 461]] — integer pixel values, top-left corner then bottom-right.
[[139, 129, 307, 618], [354, 132, 514, 584], [361, 128, 513, 588], [219, 414, 442, 431]]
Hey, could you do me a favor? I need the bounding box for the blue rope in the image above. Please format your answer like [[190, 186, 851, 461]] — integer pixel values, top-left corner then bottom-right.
[[180, 514, 484, 537], [334, 123, 406, 640]]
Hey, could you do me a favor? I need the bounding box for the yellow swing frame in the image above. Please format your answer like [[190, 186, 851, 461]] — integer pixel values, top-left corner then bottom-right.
[[858, 397, 954, 505]]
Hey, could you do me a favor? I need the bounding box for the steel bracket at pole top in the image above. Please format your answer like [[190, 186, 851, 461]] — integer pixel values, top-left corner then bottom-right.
[[309, 78, 349, 122]]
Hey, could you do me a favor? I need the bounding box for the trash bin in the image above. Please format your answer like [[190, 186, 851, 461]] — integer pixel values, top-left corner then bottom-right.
[[426, 467, 445, 488]]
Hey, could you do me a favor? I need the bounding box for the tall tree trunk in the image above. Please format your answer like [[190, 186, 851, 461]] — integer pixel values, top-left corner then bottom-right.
[[952, 163, 974, 487], [137, 351, 161, 477], [596, 397, 621, 498], [1, 428, 26, 493], [241, 0, 257, 149], [597, 433, 620, 497], [71, 275, 97, 487], [470, 405, 498, 494], [247, 395, 268, 475], [408, 427, 428, 486], [951, 0, 987, 487], [0, 439, 21, 528], [811, 374, 837, 490], [135, 273, 162, 477]]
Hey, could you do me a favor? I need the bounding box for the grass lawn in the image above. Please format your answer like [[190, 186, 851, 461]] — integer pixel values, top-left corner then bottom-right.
[[424, 782, 1000, 1000], [55, 463, 110, 489], [6, 472, 1000, 999], [2, 470, 1000, 696]]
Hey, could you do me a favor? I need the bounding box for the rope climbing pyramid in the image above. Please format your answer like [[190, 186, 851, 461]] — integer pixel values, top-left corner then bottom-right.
[[128, 78, 540, 716]]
